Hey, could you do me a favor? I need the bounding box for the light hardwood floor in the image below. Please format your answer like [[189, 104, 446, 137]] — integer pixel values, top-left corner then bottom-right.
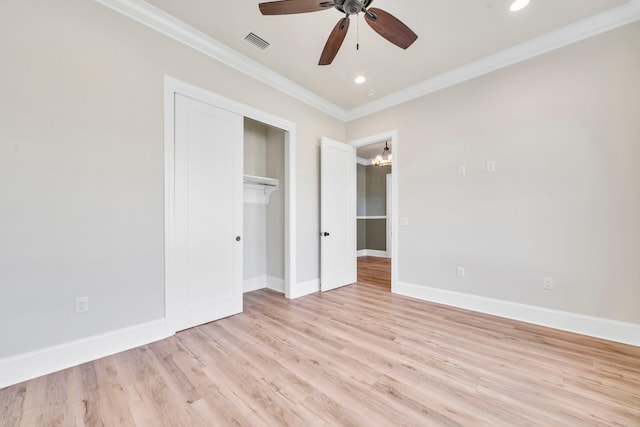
[[357, 256, 391, 290], [2, 258, 639, 426]]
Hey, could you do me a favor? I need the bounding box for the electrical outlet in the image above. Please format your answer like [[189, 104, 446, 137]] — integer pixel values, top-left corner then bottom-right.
[[457, 267, 465, 278], [487, 160, 496, 172], [75, 297, 89, 313], [543, 277, 554, 290]]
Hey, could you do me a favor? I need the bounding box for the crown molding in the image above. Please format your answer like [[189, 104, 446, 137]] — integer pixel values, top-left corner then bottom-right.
[[93, 0, 348, 121], [94, 0, 640, 123], [346, 0, 640, 121], [356, 156, 372, 166]]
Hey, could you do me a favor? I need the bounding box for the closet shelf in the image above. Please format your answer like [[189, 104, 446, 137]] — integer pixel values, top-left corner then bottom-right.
[[243, 175, 279, 205]]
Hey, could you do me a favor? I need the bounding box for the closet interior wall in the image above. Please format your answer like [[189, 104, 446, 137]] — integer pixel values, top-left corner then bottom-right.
[[243, 119, 285, 293]]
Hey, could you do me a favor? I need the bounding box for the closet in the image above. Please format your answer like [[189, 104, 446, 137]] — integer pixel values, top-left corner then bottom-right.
[[243, 118, 286, 293]]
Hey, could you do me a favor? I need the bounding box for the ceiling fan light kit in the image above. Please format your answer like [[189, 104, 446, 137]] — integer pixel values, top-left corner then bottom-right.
[[258, 0, 418, 65]]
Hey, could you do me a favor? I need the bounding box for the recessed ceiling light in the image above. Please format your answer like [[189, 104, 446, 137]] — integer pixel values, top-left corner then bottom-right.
[[368, 90, 376, 97], [354, 76, 366, 84], [510, 0, 530, 12]]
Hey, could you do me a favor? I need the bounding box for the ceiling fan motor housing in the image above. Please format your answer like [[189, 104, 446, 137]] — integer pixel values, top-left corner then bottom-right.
[[336, 0, 373, 15]]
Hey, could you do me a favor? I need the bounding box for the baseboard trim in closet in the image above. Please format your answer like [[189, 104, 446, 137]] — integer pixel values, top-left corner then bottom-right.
[[267, 276, 285, 293], [243, 276, 267, 293]]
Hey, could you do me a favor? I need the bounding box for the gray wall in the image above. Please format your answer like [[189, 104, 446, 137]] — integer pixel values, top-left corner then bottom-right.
[[348, 22, 640, 324], [365, 219, 387, 251], [1, 0, 638, 365], [243, 119, 285, 282], [357, 164, 367, 216], [366, 165, 391, 216], [266, 126, 286, 280], [357, 165, 391, 251], [243, 119, 268, 281], [357, 219, 367, 251], [0, 0, 345, 359], [244, 119, 268, 177]]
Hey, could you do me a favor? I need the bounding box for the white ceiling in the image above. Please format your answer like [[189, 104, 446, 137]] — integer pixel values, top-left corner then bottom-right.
[[140, 0, 635, 112]]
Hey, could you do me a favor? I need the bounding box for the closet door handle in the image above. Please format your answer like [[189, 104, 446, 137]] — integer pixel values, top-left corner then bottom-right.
[[236, 236, 241, 242], [322, 232, 330, 237]]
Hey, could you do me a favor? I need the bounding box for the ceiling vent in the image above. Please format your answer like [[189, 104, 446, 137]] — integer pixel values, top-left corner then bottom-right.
[[244, 32, 270, 50]]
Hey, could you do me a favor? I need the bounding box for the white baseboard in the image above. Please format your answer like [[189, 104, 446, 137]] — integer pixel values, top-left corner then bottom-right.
[[395, 281, 640, 347], [290, 278, 320, 299], [244, 276, 285, 293], [0, 319, 168, 389], [357, 249, 389, 258], [266, 276, 285, 293], [243, 275, 267, 293]]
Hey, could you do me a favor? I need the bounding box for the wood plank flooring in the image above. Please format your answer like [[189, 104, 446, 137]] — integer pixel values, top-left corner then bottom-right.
[[357, 256, 391, 290], [2, 257, 639, 426]]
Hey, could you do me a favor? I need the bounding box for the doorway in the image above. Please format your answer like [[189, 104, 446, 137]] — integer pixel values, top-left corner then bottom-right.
[[349, 130, 398, 292], [242, 119, 286, 295], [163, 76, 298, 335]]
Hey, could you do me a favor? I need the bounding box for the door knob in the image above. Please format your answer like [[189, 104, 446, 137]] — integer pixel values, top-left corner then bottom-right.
[[236, 236, 241, 241], [322, 232, 330, 237]]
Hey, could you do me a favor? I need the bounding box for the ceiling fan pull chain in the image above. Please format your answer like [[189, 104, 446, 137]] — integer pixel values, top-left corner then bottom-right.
[[357, 13, 360, 50]]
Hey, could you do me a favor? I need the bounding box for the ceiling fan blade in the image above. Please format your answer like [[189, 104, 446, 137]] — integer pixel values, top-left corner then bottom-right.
[[319, 17, 350, 66], [259, 0, 332, 15], [364, 7, 418, 49]]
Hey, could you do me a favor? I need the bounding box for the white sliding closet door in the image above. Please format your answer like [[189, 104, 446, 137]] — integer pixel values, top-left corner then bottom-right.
[[167, 93, 243, 333]]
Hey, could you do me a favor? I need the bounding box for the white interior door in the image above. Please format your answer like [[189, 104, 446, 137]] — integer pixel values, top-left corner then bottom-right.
[[320, 137, 356, 292], [167, 93, 243, 333]]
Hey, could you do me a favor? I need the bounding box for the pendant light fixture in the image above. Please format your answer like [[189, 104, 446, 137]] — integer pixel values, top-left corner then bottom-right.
[[372, 141, 392, 167]]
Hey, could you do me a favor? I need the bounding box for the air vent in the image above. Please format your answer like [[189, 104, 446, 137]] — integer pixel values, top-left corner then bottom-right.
[[244, 32, 270, 50]]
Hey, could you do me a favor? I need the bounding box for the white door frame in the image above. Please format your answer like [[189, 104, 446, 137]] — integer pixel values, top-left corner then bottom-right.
[[349, 130, 398, 292], [386, 173, 392, 258], [164, 76, 297, 321]]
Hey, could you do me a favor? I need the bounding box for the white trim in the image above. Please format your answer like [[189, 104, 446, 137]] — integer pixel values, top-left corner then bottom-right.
[[346, 1, 640, 120], [357, 249, 389, 258], [267, 276, 285, 293], [356, 156, 372, 166], [243, 276, 285, 293], [243, 275, 267, 293], [0, 320, 168, 388], [95, 0, 640, 123], [386, 173, 392, 258], [357, 216, 386, 220], [290, 279, 320, 299], [395, 281, 640, 347], [94, 0, 346, 121], [349, 130, 399, 291]]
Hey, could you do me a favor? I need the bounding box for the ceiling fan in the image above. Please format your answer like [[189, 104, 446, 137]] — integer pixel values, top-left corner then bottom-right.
[[258, 0, 418, 65]]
